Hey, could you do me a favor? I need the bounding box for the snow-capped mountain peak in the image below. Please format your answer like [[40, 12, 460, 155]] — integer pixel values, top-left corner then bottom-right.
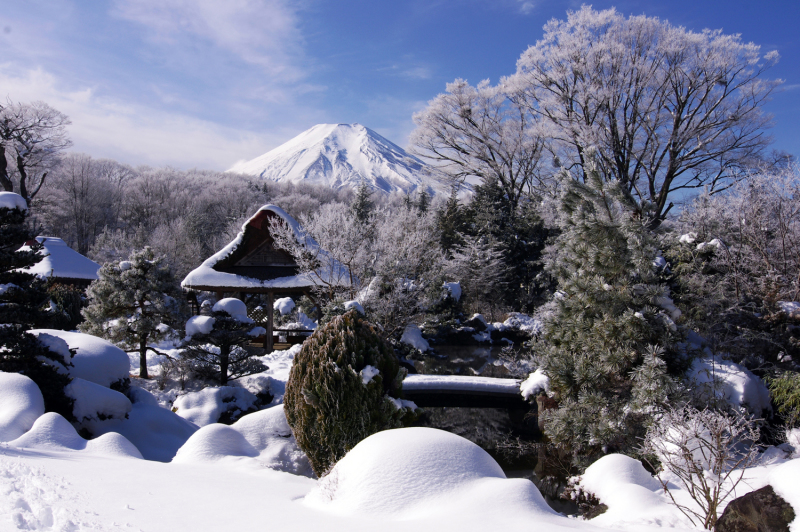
[[227, 123, 446, 195]]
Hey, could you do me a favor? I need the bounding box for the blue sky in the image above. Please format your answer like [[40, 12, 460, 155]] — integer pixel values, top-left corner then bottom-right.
[[1, 0, 797, 171]]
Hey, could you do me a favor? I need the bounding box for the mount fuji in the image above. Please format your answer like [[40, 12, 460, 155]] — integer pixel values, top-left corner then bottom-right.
[[227, 124, 449, 196]]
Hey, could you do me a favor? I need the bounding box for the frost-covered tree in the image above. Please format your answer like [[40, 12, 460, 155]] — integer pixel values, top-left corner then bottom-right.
[[535, 161, 686, 468], [0, 192, 74, 418], [81, 247, 183, 379], [351, 182, 374, 224], [411, 78, 546, 215], [641, 406, 761, 530], [0, 100, 72, 203], [509, 6, 780, 222], [181, 298, 266, 385], [270, 203, 446, 338], [445, 234, 507, 320], [36, 153, 123, 255], [666, 164, 800, 365]]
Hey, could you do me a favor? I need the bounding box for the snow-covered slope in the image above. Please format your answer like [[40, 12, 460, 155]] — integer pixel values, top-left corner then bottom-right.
[[228, 124, 448, 196]]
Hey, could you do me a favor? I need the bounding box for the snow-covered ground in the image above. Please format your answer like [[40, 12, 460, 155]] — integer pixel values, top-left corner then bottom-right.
[[1, 331, 799, 532]]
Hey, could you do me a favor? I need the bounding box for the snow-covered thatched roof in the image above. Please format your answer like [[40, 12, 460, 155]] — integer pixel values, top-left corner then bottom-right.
[[181, 204, 346, 293], [19, 237, 100, 282]]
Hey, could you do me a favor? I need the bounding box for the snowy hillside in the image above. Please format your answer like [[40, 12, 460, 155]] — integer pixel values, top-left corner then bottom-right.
[[228, 123, 449, 196]]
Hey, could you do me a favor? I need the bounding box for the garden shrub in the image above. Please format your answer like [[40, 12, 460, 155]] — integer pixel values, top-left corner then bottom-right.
[[284, 310, 415, 476]]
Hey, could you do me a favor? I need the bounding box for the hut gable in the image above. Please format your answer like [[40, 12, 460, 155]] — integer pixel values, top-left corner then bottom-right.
[[182, 204, 340, 293], [211, 210, 299, 282]]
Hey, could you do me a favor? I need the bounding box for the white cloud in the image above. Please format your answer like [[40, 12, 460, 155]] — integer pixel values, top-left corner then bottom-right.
[[111, 0, 307, 80], [0, 64, 301, 170], [517, 1, 536, 15]]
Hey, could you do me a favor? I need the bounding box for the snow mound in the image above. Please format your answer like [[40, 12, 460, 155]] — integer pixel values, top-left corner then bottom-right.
[[65, 377, 132, 423], [503, 312, 542, 335], [0, 191, 27, 211], [87, 403, 199, 462], [173, 386, 259, 426], [578, 454, 675, 526], [173, 424, 259, 463], [213, 298, 252, 323], [274, 297, 295, 315], [231, 405, 312, 475], [777, 301, 800, 319], [400, 324, 429, 352], [0, 372, 45, 442], [688, 357, 772, 416], [344, 300, 364, 315], [769, 459, 800, 527], [30, 329, 130, 387], [305, 427, 553, 518], [8, 412, 142, 458], [174, 405, 312, 475]]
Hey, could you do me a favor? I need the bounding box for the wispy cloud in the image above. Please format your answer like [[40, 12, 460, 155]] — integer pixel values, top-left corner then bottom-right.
[[517, 1, 537, 15], [111, 0, 307, 81], [0, 64, 306, 170]]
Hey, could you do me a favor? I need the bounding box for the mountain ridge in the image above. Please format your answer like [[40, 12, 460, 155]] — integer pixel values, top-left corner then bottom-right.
[[227, 123, 448, 196]]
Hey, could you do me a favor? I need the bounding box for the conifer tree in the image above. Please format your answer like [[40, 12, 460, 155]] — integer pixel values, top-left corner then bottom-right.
[[351, 182, 374, 224], [181, 298, 266, 385], [81, 247, 183, 378], [535, 161, 686, 468], [435, 186, 466, 252], [463, 178, 550, 310], [0, 192, 74, 418]]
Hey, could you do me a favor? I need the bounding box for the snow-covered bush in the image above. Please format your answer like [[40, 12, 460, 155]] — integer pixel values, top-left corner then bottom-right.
[[284, 310, 416, 476], [641, 405, 761, 530], [173, 386, 261, 426], [305, 427, 553, 518], [81, 247, 184, 379], [0, 372, 45, 442], [173, 405, 312, 476], [181, 298, 266, 385]]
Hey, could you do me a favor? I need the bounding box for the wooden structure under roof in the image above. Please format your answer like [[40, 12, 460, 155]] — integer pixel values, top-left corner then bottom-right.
[[181, 205, 321, 351]]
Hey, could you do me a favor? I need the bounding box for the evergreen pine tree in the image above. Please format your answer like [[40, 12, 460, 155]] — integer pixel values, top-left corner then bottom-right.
[[181, 299, 266, 385], [435, 186, 466, 252], [416, 189, 431, 215], [0, 192, 74, 419], [81, 247, 183, 379], [351, 182, 374, 224], [463, 178, 550, 310], [536, 163, 686, 469]]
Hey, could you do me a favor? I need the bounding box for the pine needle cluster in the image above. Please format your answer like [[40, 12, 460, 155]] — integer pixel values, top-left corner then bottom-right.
[[536, 162, 687, 468]]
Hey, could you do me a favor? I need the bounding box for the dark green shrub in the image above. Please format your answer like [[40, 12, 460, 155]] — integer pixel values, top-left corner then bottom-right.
[[767, 371, 800, 428], [284, 310, 415, 476]]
